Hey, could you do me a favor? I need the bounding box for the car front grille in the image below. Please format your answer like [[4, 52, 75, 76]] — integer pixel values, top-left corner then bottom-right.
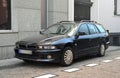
[[19, 44, 38, 49], [28, 45, 37, 49]]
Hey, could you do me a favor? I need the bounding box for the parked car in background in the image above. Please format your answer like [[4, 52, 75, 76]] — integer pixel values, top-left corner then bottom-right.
[[14, 20, 110, 66]]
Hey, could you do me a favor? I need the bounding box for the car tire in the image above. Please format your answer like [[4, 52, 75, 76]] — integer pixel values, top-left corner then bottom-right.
[[98, 44, 106, 57], [60, 47, 74, 66]]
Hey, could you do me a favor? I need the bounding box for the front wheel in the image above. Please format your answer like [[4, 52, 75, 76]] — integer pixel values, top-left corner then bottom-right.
[[60, 47, 74, 66], [98, 44, 106, 57]]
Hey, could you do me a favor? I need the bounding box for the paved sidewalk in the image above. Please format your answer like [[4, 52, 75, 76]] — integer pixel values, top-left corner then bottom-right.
[[55, 59, 120, 78], [107, 46, 120, 52], [55, 46, 120, 78]]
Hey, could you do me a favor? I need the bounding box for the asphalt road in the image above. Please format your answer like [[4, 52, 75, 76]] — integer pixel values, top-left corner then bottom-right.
[[0, 47, 120, 78]]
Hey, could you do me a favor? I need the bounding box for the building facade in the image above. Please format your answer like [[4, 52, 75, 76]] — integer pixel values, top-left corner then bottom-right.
[[91, 0, 120, 46], [0, 0, 120, 60]]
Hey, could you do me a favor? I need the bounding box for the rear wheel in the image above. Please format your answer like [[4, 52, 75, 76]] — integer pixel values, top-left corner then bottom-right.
[[98, 44, 106, 57], [60, 47, 74, 66]]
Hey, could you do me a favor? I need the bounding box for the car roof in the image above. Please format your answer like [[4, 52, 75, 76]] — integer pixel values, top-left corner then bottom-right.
[[59, 20, 100, 24]]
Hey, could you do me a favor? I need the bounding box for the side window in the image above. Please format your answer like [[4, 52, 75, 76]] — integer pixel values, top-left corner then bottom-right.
[[79, 24, 89, 35], [96, 24, 106, 33], [87, 24, 99, 34]]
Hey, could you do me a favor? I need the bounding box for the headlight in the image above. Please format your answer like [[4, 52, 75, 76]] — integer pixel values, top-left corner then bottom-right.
[[39, 45, 56, 50]]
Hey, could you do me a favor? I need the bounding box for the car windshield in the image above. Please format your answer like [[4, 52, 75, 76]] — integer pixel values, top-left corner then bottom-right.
[[42, 23, 77, 36]]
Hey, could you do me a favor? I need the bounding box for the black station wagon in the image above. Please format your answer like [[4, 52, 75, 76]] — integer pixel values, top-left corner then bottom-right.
[[15, 20, 110, 66]]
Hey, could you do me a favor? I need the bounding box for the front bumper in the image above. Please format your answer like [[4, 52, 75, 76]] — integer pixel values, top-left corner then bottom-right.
[[14, 48, 61, 63]]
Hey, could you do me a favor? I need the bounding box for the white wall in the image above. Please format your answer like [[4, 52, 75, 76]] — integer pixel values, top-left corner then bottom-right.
[[48, 0, 68, 26], [91, 0, 120, 33]]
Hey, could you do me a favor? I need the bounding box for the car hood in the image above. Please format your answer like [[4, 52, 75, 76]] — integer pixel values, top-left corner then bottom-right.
[[18, 34, 67, 45]]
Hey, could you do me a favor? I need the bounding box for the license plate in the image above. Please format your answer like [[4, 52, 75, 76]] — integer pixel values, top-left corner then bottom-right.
[[19, 49, 32, 55]]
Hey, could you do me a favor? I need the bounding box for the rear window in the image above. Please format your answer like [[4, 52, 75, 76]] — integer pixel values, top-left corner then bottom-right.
[[96, 24, 106, 33]]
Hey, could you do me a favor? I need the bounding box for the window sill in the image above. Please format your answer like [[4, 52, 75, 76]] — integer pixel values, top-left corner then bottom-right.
[[0, 30, 18, 34], [114, 14, 120, 16]]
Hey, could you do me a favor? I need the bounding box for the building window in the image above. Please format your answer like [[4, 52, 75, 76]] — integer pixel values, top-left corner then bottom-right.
[[114, 0, 120, 16], [0, 0, 11, 30]]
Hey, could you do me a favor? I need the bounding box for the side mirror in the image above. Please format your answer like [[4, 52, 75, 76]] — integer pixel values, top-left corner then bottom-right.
[[106, 30, 109, 33], [78, 32, 86, 35], [75, 32, 86, 39]]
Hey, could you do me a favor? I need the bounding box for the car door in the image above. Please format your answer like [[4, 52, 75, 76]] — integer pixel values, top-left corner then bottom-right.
[[74, 24, 91, 56], [87, 23, 100, 53]]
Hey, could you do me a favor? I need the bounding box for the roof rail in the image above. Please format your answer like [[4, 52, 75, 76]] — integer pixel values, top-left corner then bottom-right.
[[59, 21, 74, 23], [80, 20, 98, 23]]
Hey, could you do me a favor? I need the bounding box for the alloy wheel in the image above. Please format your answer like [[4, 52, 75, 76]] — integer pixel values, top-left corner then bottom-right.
[[60, 47, 74, 66], [98, 44, 105, 57], [64, 49, 73, 65]]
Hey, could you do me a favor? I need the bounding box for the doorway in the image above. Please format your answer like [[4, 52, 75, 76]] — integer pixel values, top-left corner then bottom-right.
[[74, 0, 93, 21]]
